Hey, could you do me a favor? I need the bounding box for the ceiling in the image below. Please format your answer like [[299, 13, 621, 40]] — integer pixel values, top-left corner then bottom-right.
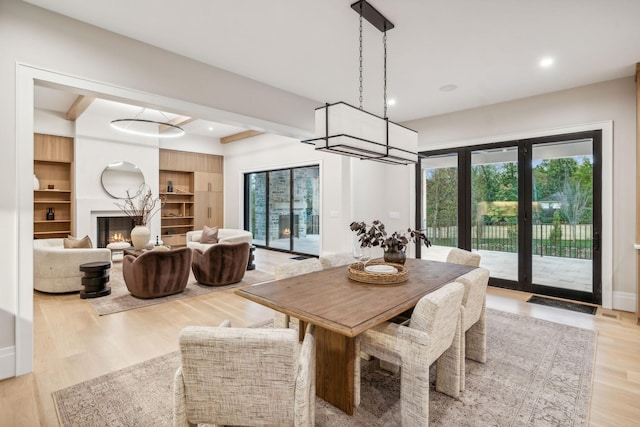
[[27, 0, 640, 131]]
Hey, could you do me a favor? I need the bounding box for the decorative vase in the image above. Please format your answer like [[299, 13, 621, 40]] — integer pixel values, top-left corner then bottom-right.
[[33, 174, 40, 190], [130, 225, 151, 250], [384, 247, 406, 265]]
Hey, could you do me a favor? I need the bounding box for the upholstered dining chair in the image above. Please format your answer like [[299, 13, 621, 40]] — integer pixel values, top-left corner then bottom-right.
[[122, 247, 191, 298], [456, 267, 490, 393], [360, 282, 465, 426], [318, 252, 354, 269], [191, 241, 250, 286], [446, 247, 481, 267], [273, 258, 323, 328], [173, 321, 316, 427]]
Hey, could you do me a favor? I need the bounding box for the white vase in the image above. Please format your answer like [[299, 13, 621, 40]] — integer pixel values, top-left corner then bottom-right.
[[130, 225, 151, 250], [33, 174, 40, 190]]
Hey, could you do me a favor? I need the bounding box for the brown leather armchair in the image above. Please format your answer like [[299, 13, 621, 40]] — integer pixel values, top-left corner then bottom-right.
[[191, 242, 250, 286], [123, 247, 192, 298]]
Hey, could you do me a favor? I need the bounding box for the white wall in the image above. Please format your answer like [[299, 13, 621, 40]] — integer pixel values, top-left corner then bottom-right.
[[75, 113, 161, 242], [404, 77, 636, 311], [222, 133, 414, 257]]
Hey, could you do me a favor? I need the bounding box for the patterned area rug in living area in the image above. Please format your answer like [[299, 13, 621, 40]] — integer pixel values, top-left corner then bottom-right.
[[53, 308, 596, 426], [87, 261, 274, 315]]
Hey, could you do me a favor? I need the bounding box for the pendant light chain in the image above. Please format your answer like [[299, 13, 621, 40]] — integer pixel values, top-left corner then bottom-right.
[[383, 30, 388, 119], [359, 12, 364, 110]]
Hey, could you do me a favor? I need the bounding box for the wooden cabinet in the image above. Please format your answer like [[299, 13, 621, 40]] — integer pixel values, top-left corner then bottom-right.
[[159, 150, 223, 246], [33, 134, 74, 239], [194, 171, 224, 229]]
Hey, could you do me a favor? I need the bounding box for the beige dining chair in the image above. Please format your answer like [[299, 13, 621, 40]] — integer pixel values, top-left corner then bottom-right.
[[173, 321, 316, 427], [360, 282, 465, 426], [456, 267, 490, 393], [446, 247, 481, 267], [273, 258, 323, 328], [318, 252, 354, 269]]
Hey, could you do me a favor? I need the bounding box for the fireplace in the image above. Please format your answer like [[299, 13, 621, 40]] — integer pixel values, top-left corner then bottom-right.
[[97, 216, 135, 248]]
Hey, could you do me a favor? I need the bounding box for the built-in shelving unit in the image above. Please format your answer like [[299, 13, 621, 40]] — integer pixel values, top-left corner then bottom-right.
[[159, 149, 223, 247], [34, 134, 74, 239]]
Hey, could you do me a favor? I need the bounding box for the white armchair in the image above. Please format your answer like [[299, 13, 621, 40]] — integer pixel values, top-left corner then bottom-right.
[[360, 282, 465, 426], [173, 322, 316, 427], [33, 238, 111, 293], [185, 228, 252, 252]]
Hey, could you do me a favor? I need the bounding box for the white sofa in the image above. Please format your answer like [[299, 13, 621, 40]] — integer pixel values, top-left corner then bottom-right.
[[186, 229, 253, 252], [33, 238, 112, 293]]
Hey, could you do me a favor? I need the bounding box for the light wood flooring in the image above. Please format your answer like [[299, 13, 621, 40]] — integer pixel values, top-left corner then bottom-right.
[[1, 249, 639, 426]]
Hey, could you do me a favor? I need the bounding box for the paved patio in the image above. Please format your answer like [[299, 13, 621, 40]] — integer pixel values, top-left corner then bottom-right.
[[421, 245, 592, 293]]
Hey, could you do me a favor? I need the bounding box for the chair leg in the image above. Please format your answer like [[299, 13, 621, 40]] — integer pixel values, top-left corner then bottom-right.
[[173, 368, 196, 427], [435, 312, 462, 399], [400, 362, 430, 427], [465, 305, 487, 363]]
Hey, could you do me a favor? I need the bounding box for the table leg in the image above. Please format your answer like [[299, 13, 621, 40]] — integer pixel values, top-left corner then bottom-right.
[[301, 321, 356, 415]]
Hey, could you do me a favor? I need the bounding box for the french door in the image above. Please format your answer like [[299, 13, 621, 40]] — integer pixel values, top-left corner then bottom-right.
[[418, 131, 602, 304], [244, 165, 320, 256]]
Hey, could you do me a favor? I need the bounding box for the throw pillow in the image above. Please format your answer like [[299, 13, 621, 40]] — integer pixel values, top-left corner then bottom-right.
[[199, 225, 219, 244], [64, 235, 93, 249]]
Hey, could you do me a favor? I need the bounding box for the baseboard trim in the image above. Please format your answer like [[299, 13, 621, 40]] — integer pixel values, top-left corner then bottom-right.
[[0, 346, 16, 380], [612, 291, 636, 313]]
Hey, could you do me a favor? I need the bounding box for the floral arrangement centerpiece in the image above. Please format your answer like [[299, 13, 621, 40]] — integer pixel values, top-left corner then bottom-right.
[[350, 219, 431, 264], [115, 184, 165, 249]]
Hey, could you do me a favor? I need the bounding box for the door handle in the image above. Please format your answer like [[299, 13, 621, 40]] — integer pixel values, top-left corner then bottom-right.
[[593, 231, 600, 251]]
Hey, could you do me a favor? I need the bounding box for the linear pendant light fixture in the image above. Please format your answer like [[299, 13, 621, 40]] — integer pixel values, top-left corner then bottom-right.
[[301, 0, 418, 165], [110, 108, 185, 138]]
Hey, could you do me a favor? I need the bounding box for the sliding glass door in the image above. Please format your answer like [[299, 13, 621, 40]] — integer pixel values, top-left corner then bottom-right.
[[245, 165, 320, 256], [418, 131, 601, 304]]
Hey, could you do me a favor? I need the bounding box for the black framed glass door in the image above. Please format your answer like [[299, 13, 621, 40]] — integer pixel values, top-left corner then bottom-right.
[[244, 165, 320, 256], [418, 130, 602, 304]]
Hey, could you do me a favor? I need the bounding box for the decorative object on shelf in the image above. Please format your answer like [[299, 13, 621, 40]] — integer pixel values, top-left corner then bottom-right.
[[114, 184, 165, 250], [347, 261, 408, 284], [167, 180, 173, 192], [350, 219, 431, 265], [110, 107, 185, 138], [33, 174, 40, 190], [48, 184, 55, 189], [301, 0, 418, 165], [46, 207, 55, 221]]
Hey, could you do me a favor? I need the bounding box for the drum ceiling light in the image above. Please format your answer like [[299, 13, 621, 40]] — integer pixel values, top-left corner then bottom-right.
[[110, 108, 185, 138], [301, 0, 418, 165]]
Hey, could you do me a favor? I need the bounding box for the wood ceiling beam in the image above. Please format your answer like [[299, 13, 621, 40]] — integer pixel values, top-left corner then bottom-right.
[[159, 116, 196, 133], [65, 95, 95, 121], [220, 130, 264, 144]]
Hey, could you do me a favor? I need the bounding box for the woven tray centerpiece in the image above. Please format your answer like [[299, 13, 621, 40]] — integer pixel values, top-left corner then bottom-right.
[[347, 261, 408, 285]]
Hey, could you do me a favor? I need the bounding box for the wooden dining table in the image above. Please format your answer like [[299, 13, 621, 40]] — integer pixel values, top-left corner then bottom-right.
[[235, 258, 476, 415]]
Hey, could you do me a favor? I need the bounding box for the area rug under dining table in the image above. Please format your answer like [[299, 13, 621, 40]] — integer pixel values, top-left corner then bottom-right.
[[53, 308, 596, 426], [87, 261, 275, 315]]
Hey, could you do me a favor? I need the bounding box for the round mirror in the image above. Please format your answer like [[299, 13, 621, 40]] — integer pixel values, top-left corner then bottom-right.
[[101, 161, 146, 199]]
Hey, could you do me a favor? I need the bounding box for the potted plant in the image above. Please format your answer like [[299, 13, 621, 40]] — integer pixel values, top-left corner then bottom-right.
[[350, 220, 431, 265]]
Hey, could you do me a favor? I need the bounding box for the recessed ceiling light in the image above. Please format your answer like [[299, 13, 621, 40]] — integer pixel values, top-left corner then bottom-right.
[[539, 57, 554, 68], [387, 99, 396, 106], [208, 126, 215, 131], [439, 84, 458, 92]]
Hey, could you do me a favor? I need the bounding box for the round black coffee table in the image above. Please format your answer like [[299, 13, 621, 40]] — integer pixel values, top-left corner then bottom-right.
[[79, 261, 111, 299]]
